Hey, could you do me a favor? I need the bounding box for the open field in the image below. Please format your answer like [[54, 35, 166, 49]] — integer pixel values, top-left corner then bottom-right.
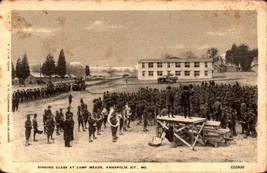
[[10, 72, 257, 162]]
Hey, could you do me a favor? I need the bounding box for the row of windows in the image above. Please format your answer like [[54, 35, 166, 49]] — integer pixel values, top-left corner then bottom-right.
[[142, 62, 208, 68], [142, 70, 209, 77]]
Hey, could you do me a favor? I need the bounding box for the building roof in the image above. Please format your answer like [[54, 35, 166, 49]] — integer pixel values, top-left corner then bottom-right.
[[138, 58, 213, 63]]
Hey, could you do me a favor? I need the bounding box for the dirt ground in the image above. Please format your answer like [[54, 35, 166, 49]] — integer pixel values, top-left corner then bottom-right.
[[10, 72, 257, 162]]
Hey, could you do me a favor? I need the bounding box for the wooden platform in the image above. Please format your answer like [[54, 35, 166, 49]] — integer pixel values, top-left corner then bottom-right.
[[157, 115, 207, 124]]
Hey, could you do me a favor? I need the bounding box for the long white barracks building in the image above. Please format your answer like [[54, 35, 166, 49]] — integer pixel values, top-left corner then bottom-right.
[[137, 58, 213, 80]]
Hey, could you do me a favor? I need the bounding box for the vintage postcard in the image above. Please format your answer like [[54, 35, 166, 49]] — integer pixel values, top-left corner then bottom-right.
[[0, 0, 266, 172]]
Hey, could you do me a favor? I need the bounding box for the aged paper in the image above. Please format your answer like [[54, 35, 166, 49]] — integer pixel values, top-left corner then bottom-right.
[[0, 0, 266, 172]]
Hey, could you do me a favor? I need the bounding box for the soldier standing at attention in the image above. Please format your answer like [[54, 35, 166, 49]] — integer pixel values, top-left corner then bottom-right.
[[46, 115, 54, 144], [32, 113, 43, 141], [166, 86, 175, 118], [25, 114, 32, 146], [63, 116, 72, 147], [181, 85, 194, 119], [77, 106, 85, 132]]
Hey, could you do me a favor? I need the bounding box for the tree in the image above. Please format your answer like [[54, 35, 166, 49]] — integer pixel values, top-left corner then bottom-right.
[[12, 62, 15, 79], [21, 53, 31, 85], [225, 43, 257, 71], [85, 65, 90, 76], [41, 53, 56, 81], [207, 48, 218, 59], [57, 49, 67, 79], [15, 58, 22, 85]]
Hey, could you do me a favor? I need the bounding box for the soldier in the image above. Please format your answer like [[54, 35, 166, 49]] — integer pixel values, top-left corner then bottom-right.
[[165, 86, 174, 118], [123, 102, 131, 130], [32, 113, 43, 141], [245, 109, 257, 138], [25, 114, 32, 146], [46, 115, 55, 144], [88, 113, 97, 142], [55, 110, 61, 135], [43, 109, 48, 134], [63, 115, 72, 147], [96, 108, 103, 135], [108, 107, 119, 142], [181, 85, 194, 119], [77, 106, 85, 132], [68, 94, 73, 107], [135, 100, 144, 125], [213, 98, 223, 121], [59, 109, 64, 132], [65, 106, 75, 141], [83, 104, 89, 129]]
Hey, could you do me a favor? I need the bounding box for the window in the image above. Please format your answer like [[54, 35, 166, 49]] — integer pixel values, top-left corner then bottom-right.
[[205, 70, 209, 76], [175, 71, 181, 76], [185, 62, 190, 68], [205, 62, 208, 68], [157, 71, 163, 76], [148, 71, 154, 76], [194, 62, 200, 68], [157, 62, 162, 68], [142, 71, 145, 76], [175, 62, 181, 68], [142, 63, 145, 68], [167, 62, 171, 68], [167, 70, 171, 75], [148, 62, 154, 68], [185, 71, 190, 76], [194, 71, 200, 77]]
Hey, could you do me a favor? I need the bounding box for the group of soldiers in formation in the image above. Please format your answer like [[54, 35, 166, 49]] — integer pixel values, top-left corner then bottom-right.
[[102, 81, 257, 138], [12, 83, 72, 112], [24, 80, 258, 147]]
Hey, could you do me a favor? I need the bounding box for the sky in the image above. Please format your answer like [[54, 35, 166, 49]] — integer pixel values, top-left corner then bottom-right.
[[11, 10, 257, 67]]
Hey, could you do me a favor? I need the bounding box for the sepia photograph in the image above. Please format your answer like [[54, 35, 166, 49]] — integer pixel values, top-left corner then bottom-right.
[[0, 0, 266, 172]]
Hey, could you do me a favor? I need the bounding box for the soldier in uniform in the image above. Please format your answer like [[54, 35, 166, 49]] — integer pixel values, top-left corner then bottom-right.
[[65, 106, 74, 142], [213, 98, 223, 121], [165, 86, 175, 118], [181, 85, 194, 119], [59, 109, 64, 132], [77, 106, 85, 132], [245, 109, 257, 138], [68, 94, 73, 107], [25, 114, 32, 146], [88, 113, 97, 142], [32, 113, 43, 141], [46, 114, 55, 144], [63, 115, 72, 147], [95, 108, 103, 135], [55, 110, 61, 135]]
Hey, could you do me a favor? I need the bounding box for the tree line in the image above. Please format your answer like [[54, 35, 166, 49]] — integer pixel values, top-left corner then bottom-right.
[[13, 49, 91, 86]]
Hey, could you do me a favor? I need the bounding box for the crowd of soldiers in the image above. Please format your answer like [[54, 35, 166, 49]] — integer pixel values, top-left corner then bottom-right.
[[102, 81, 257, 138], [24, 80, 258, 147], [13, 83, 71, 112]]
